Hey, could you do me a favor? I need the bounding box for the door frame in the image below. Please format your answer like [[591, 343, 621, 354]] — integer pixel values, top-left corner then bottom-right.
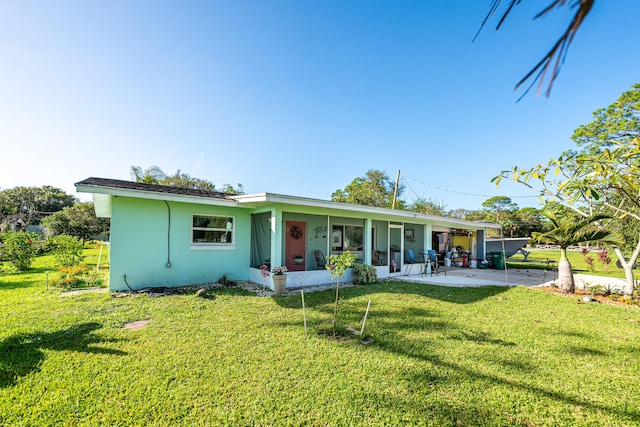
[[389, 223, 404, 275]]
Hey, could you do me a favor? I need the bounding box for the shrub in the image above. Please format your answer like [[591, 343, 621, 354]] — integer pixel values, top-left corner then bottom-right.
[[0, 231, 39, 271], [48, 234, 84, 267], [50, 265, 104, 290], [352, 263, 377, 285], [582, 248, 595, 271]]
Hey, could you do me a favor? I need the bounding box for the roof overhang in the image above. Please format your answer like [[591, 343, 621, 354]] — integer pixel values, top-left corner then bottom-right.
[[75, 178, 501, 230], [75, 181, 238, 208], [232, 193, 501, 230]]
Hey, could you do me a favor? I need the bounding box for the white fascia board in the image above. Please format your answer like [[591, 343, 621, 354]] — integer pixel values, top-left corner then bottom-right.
[[233, 193, 501, 230], [75, 184, 239, 207]]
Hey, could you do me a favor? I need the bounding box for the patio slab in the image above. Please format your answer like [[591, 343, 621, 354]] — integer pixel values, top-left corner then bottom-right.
[[397, 266, 628, 291]]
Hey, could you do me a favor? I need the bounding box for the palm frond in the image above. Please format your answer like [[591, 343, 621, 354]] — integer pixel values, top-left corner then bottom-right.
[[476, 0, 595, 99]]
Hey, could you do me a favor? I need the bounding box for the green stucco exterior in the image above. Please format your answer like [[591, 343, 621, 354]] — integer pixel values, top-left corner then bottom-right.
[[109, 196, 251, 291]]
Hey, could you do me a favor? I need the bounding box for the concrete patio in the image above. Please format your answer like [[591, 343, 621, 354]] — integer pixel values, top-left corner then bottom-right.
[[397, 266, 628, 291]]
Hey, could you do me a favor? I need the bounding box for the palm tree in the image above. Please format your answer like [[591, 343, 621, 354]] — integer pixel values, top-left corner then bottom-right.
[[130, 165, 167, 184], [532, 204, 622, 293]]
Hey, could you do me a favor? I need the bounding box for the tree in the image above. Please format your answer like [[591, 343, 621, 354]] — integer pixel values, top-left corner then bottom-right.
[[0, 186, 76, 229], [41, 202, 110, 243], [476, 0, 595, 98], [531, 204, 621, 293], [325, 250, 358, 336], [516, 207, 546, 236], [0, 231, 39, 271], [572, 83, 640, 149], [331, 169, 405, 209], [447, 208, 486, 222], [482, 196, 517, 222], [409, 197, 445, 216], [493, 84, 640, 294], [130, 165, 244, 194], [130, 165, 168, 184]]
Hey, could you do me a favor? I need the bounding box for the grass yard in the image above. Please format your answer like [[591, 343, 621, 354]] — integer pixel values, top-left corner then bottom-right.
[[1, 250, 640, 426], [508, 248, 628, 279]]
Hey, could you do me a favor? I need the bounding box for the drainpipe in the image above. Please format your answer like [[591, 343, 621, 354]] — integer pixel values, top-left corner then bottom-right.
[[164, 201, 172, 268]]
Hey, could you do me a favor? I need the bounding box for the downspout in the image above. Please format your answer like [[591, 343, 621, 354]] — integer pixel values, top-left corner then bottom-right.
[[164, 200, 172, 268]]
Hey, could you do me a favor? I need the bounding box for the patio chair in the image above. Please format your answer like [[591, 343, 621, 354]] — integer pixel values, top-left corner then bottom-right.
[[372, 250, 381, 266], [315, 250, 325, 269], [404, 249, 423, 276]]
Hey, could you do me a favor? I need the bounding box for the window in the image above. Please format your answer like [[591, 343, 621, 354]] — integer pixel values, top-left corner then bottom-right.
[[332, 225, 363, 252], [192, 215, 234, 248]]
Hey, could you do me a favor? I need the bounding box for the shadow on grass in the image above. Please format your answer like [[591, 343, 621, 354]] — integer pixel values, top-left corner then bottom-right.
[[0, 322, 126, 388], [273, 281, 510, 310], [364, 319, 640, 423], [0, 265, 58, 290], [272, 282, 639, 423], [0, 275, 44, 291]]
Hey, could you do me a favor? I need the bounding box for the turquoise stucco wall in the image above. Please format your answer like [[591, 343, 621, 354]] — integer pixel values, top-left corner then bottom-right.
[[109, 197, 251, 291]]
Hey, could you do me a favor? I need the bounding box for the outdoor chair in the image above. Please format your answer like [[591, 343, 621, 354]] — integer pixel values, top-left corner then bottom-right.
[[315, 250, 325, 269], [372, 250, 381, 266], [404, 249, 424, 276]]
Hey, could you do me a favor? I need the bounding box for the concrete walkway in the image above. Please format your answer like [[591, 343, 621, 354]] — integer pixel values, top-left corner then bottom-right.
[[397, 266, 629, 290]]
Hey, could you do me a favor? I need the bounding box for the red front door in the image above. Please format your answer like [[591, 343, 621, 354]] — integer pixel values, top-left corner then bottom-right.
[[285, 221, 306, 271]]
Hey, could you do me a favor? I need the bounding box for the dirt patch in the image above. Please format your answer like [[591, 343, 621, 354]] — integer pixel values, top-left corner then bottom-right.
[[60, 287, 107, 297], [123, 320, 150, 330]]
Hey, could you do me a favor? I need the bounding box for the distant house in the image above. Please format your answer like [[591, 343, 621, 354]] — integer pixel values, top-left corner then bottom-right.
[[76, 177, 501, 292]]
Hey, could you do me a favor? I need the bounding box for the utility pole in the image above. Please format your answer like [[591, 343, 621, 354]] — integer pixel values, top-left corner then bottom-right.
[[392, 170, 400, 209]]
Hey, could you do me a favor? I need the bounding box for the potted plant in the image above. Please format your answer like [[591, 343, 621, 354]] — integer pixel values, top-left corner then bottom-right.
[[583, 282, 594, 302], [293, 255, 304, 264], [271, 265, 288, 294]]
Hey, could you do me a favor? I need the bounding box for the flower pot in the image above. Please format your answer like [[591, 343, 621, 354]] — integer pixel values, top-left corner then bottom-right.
[[582, 295, 592, 303], [272, 274, 287, 294]]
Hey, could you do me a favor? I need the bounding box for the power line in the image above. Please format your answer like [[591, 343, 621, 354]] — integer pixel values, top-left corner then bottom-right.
[[402, 175, 539, 200]]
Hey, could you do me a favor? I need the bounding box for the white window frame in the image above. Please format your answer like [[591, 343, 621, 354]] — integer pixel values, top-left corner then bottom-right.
[[191, 214, 236, 250]]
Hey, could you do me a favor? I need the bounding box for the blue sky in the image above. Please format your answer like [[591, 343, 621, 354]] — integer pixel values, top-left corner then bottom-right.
[[1, 1, 639, 211]]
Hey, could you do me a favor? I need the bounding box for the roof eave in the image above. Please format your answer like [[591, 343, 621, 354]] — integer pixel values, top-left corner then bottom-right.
[[233, 193, 501, 230], [75, 183, 239, 207]]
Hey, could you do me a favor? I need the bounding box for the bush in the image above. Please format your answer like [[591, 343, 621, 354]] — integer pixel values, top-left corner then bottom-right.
[[50, 265, 104, 290], [352, 263, 377, 285], [47, 234, 84, 267], [0, 231, 39, 271]]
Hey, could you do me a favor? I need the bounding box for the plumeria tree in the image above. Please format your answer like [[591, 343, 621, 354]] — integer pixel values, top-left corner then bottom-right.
[[493, 84, 640, 294]]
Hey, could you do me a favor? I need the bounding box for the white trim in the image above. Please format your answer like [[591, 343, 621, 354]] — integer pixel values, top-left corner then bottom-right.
[[232, 193, 501, 229], [190, 245, 236, 251], [191, 214, 235, 246]]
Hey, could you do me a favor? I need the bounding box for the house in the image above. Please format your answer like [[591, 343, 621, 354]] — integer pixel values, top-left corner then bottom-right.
[[75, 177, 502, 292]]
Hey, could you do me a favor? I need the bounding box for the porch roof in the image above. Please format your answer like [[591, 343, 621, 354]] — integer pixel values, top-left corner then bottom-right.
[[232, 193, 501, 230]]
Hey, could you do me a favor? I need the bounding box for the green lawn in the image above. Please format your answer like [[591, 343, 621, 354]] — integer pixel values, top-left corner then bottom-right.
[[1, 251, 640, 426], [508, 248, 628, 279]]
